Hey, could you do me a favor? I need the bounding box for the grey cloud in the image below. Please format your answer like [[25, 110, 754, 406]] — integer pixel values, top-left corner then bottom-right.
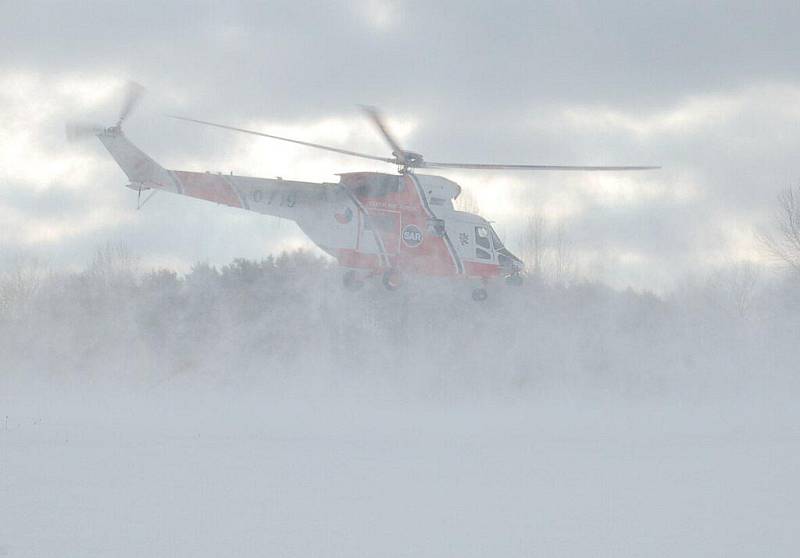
[[2, 1, 800, 288], [5, 1, 800, 114]]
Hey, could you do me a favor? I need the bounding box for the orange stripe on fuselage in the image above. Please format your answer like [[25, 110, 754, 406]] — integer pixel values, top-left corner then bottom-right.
[[463, 261, 503, 278], [396, 175, 460, 276], [341, 173, 469, 278], [173, 171, 242, 208]]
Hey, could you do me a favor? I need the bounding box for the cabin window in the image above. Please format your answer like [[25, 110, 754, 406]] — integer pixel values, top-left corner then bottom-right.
[[355, 175, 401, 197], [476, 248, 491, 260], [475, 226, 491, 249]]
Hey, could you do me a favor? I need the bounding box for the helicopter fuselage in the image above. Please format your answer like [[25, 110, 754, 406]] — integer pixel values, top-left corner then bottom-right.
[[303, 171, 524, 280], [98, 128, 524, 284], [75, 82, 654, 294]]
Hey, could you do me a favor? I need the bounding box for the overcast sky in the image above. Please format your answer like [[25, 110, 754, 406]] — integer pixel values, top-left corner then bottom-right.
[[2, 1, 799, 290]]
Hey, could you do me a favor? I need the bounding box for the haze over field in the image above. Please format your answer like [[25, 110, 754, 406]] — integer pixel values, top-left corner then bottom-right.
[[3, 1, 800, 557], [2, 248, 800, 556], [1, 248, 799, 395]]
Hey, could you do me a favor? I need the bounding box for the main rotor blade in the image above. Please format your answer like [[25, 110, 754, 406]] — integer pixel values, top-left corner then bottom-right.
[[420, 161, 660, 171], [118, 81, 145, 126], [168, 115, 395, 164], [359, 105, 407, 164]]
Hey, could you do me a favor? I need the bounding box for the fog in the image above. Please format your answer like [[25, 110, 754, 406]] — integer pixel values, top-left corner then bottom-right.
[[5, 1, 800, 555], [3, 247, 799, 396], [2, 248, 800, 556]]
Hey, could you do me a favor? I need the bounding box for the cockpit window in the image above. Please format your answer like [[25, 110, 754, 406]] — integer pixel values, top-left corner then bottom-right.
[[489, 226, 504, 249], [475, 226, 492, 259]]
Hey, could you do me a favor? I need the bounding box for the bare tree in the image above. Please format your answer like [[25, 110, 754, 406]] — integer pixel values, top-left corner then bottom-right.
[[519, 212, 546, 280], [729, 262, 761, 318], [708, 262, 761, 319], [550, 221, 576, 287], [0, 256, 47, 320], [517, 212, 576, 286], [758, 185, 800, 273], [86, 242, 140, 288]]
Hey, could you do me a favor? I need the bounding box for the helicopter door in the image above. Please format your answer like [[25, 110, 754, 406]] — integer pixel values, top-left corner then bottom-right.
[[360, 209, 401, 256]]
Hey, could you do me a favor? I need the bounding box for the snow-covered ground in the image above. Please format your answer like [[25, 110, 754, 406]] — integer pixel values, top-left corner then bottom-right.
[[2, 387, 798, 557], [3, 254, 799, 555]]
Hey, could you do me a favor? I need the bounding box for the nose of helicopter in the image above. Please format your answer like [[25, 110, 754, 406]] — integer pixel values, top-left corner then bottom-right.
[[498, 248, 524, 274]]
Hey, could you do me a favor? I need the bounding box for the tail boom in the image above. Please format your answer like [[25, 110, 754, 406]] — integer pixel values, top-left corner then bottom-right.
[[97, 128, 331, 219]]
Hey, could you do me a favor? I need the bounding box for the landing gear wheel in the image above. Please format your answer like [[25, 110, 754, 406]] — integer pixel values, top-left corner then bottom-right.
[[342, 270, 364, 291], [472, 287, 488, 301], [505, 273, 523, 287], [382, 269, 402, 291]]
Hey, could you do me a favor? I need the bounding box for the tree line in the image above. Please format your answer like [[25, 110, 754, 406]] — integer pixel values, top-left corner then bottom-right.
[[1, 236, 798, 395]]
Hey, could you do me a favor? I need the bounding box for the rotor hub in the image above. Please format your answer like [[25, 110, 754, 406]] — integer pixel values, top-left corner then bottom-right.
[[394, 150, 425, 171]]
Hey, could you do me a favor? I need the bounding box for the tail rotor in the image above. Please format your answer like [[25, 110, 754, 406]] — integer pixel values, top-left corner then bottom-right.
[[65, 80, 146, 142], [65, 122, 104, 142], [116, 81, 145, 127]]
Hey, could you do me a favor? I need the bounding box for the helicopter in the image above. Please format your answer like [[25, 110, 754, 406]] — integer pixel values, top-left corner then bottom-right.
[[68, 83, 657, 301]]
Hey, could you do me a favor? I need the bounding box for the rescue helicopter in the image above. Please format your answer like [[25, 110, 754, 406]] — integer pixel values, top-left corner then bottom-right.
[[67, 83, 658, 301]]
